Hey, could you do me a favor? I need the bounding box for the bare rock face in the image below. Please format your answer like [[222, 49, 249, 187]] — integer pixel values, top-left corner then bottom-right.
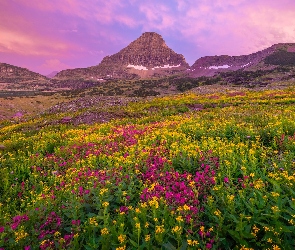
[[189, 43, 295, 77], [56, 32, 189, 80]]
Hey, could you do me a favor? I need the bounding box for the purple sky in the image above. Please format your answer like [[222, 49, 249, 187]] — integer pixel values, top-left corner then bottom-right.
[[1, 0, 295, 75]]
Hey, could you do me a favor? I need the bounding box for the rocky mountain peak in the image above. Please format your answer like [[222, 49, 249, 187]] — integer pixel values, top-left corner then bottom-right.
[[98, 31, 189, 71], [126, 32, 168, 52], [56, 32, 189, 80]]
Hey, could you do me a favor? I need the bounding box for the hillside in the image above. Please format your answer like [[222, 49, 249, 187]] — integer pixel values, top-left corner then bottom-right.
[[1, 88, 295, 249], [0, 63, 49, 90]]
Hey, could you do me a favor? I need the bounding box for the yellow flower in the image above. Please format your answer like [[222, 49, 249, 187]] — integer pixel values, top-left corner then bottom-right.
[[272, 245, 281, 250], [253, 178, 265, 189], [271, 192, 279, 197], [189, 181, 195, 187], [14, 228, 28, 242], [101, 227, 109, 235], [89, 217, 98, 226], [240, 246, 254, 250], [187, 239, 199, 246], [116, 246, 126, 250], [176, 216, 183, 222], [54, 231, 61, 237], [252, 224, 260, 233], [145, 234, 151, 242], [145, 222, 149, 228], [250, 173, 255, 177], [40, 240, 49, 246], [271, 206, 280, 213], [227, 194, 235, 202], [148, 197, 159, 209], [214, 209, 221, 217], [135, 223, 141, 229], [183, 204, 190, 211], [171, 226, 182, 234], [100, 188, 108, 195], [267, 238, 273, 243], [102, 201, 109, 207], [118, 234, 126, 244], [155, 225, 165, 234]]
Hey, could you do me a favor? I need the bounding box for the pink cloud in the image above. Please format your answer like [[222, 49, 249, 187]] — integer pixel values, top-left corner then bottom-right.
[[1, 0, 295, 74], [137, 0, 295, 56], [39, 59, 71, 72], [0, 28, 70, 56]]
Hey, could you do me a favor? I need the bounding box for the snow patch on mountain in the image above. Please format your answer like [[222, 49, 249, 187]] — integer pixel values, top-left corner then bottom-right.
[[208, 65, 230, 69], [127, 64, 148, 70]]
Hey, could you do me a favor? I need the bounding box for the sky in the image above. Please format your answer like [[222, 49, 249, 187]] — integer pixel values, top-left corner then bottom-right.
[[1, 0, 295, 75]]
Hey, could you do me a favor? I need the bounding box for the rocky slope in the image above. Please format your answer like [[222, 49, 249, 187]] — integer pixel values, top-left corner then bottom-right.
[[0, 63, 50, 91], [0, 63, 48, 83], [189, 43, 295, 77], [55, 32, 189, 81]]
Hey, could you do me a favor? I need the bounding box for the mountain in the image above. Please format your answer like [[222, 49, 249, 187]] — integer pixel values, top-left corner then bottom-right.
[[46, 71, 59, 78], [55, 32, 189, 81], [189, 43, 295, 77], [0, 63, 48, 83]]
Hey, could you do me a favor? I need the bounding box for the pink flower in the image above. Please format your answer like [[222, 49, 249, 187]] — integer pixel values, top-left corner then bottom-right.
[[0, 226, 4, 233], [206, 243, 212, 249], [71, 220, 81, 226], [24, 246, 31, 250], [224, 177, 229, 183]]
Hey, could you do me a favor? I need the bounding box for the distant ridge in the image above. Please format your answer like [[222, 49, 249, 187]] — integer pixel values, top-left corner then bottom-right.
[[189, 43, 295, 77], [46, 71, 59, 78]]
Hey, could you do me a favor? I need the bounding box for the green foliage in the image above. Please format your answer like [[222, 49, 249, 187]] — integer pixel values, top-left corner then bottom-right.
[[265, 50, 295, 66]]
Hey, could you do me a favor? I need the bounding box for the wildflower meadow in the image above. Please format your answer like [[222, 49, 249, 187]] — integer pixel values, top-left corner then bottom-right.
[[1, 89, 295, 249]]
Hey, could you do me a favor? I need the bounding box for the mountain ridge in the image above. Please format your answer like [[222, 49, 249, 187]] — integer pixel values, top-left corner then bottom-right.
[[1, 33, 295, 85]]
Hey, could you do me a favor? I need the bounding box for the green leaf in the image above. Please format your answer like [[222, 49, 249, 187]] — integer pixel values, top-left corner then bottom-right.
[[163, 241, 177, 250], [180, 239, 188, 250], [129, 239, 138, 247]]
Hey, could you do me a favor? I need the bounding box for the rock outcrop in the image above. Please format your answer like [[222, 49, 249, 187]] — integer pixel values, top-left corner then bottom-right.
[[55, 32, 189, 80]]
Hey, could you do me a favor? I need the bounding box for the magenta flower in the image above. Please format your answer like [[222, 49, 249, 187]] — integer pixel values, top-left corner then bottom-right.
[[206, 243, 213, 249], [71, 220, 81, 226], [0, 226, 4, 233], [224, 177, 229, 183]]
